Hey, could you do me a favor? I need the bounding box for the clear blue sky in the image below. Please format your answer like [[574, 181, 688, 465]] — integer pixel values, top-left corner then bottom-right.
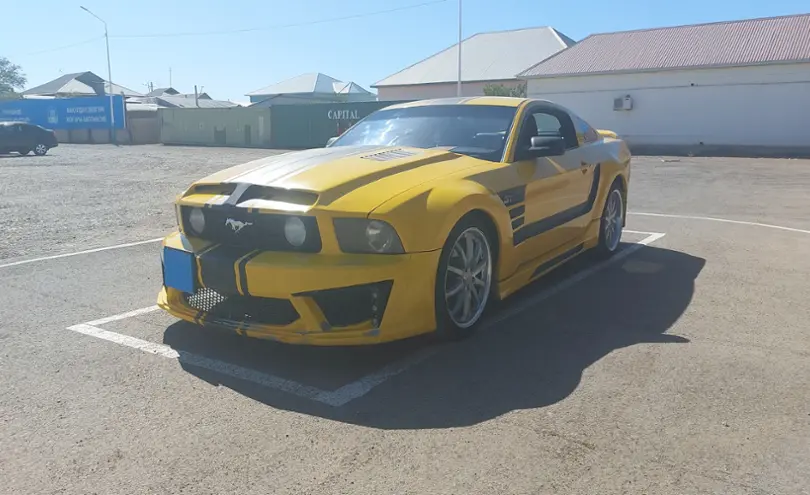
[[3, 0, 808, 101]]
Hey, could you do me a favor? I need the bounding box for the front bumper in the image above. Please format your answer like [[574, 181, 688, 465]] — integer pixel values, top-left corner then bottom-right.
[[157, 232, 441, 345]]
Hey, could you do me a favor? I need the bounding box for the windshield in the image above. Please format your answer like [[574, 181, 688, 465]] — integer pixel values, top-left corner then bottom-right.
[[330, 104, 517, 162]]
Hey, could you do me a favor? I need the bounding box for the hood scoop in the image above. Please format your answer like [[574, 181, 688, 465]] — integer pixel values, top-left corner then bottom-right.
[[361, 148, 419, 162]]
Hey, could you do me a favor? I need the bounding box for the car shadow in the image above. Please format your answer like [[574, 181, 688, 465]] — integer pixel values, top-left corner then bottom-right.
[[164, 244, 705, 430]]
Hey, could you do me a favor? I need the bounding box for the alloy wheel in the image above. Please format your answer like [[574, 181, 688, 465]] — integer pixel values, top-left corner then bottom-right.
[[603, 189, 624, 252], [443, 227, 492, 328]]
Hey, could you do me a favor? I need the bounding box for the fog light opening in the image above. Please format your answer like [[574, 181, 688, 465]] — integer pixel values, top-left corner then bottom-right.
[[371, 287, 380, 327]]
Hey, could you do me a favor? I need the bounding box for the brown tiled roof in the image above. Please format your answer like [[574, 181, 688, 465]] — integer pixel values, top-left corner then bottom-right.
[[519, 13, 810, 78]]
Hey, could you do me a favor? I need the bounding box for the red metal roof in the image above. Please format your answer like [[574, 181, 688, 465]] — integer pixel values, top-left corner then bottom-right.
[[519, 13, 810, 78]]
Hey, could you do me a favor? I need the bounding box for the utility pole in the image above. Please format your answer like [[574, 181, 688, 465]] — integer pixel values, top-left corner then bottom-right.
[[456, 0, 462, 97], [194, 85, 199, 107], [80, 6, 116, 143], [169, 68, 172, 87]]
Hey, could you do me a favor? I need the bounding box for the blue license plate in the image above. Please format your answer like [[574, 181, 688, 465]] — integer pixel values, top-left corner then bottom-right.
[[163, 247, 197, 294]]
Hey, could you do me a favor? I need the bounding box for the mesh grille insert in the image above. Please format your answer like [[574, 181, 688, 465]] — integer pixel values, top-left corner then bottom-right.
[[183, 287, 300, 326], [185, 287, 227, 312]]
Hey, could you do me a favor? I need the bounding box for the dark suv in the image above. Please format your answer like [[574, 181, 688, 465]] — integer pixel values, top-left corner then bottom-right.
[[0, 122, 59, 156]]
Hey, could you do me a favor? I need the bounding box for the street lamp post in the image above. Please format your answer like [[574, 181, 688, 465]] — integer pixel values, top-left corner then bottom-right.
[[80, 6, 116, 143], [456, 0, 462, 97]]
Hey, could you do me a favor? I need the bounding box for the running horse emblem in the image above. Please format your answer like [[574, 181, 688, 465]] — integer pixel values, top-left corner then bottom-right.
[[225, 218, 253, 234]]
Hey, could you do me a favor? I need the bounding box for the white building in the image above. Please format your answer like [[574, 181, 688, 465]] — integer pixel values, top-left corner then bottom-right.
[[519, 13, 810, 155], [373, 27, 574, 101]]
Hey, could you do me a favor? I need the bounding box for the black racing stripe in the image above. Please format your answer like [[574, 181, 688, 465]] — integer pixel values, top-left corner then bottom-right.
[[531, 244, 584, 279], [222, 182, 253, 206], [511, 217, 525, 230], [513, 164, 601, 246], [238, 250, 263, 295], [509, 205, 525, 219], [198, 245, 252, 294], [193, 310, 204, 325], [498, 185, 526, 207]]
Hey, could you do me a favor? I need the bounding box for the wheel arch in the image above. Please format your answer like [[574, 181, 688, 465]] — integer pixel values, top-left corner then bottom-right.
[[453, 209, 502, 288], [610, 173, 628, 226], [374, 178, 512, 253], [597, 168, 629, 227]]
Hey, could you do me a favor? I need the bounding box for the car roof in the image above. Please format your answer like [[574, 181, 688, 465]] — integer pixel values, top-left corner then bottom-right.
[[383, 96, 540, 110]]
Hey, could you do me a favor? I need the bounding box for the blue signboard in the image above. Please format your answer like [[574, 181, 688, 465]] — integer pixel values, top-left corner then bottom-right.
[[0, 95, 126, 130]]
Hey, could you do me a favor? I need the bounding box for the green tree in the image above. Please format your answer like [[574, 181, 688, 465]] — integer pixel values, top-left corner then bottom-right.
[[482, 82, 527, 98], [0, 57, 27, 97]]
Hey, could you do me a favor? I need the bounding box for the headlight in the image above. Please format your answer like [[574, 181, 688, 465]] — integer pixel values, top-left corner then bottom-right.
[[284, 216, 307, 247], [188, 208, 206, 235], [333, 218, 404, 254]]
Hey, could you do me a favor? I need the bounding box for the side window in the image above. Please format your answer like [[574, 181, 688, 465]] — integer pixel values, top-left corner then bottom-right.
[[515, 106, 579, 157], [532, 110, 578, 150], [533, 113, 562, 135]]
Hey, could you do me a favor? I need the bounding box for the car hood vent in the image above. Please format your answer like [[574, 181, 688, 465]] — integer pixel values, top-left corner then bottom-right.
[[361, 149, 419, 161]]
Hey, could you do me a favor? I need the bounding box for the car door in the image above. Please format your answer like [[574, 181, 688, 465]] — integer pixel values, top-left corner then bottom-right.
[[19, 124, 37, 150], [505, 103, 598, 264], [0, 125, 9, 151], [8, 124, 28, 150]]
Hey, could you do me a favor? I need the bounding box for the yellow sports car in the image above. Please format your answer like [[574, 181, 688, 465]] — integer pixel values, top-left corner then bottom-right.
[[158, 97, 631, 345]]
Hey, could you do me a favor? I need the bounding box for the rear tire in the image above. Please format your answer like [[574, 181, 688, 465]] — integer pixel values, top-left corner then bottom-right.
[[33, 143, 48, 156], [594, 182, 624, 259], [434, 216, 494, 341]]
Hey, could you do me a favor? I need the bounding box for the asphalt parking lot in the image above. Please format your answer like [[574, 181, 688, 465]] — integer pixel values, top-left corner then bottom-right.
[[1, 144, 808, 494]]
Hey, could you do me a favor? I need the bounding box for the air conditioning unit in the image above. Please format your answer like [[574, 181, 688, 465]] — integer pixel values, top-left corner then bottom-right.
[[613, 95, 633, 111]]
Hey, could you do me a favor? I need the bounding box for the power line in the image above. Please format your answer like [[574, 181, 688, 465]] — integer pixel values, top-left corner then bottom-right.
[[25, 36, 105, 56], [110, 0, 448, 39]]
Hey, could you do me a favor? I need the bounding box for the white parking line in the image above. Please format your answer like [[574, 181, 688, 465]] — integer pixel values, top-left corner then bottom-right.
[[66, 231, 666, 407], [0, 238, 163, 269], [629, 211, 810, 235]]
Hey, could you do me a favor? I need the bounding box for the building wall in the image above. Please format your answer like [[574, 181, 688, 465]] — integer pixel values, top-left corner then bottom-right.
[[269, 100, 408, 149], [525, 63, 810, 151], [376, 79, 524, 101], [160, 107, 272, 147]]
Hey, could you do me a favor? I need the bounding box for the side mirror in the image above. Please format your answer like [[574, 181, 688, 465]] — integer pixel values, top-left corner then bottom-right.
[[326, 136, 338, 147], [526, 136, 566, 157]]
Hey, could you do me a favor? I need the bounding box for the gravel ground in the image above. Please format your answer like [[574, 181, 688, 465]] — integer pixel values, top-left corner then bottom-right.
[[2, 145, 808, 263], [0, 144, 284, 261]]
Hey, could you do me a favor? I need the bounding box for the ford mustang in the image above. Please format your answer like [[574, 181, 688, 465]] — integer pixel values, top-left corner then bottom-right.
[[158, 97, 631, 345]]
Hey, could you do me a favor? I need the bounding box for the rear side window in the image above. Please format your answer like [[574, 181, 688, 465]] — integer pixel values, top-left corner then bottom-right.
[[570, 112, 599, 145]]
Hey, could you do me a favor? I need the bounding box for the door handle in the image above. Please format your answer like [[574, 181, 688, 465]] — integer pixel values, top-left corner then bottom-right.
[[580, 161, 589, 173]]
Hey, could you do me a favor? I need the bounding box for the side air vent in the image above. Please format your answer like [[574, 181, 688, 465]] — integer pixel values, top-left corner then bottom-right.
[[361, 149, 419, 161]]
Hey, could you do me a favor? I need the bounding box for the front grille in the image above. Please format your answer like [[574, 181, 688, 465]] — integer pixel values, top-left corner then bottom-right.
[[180, 206, 321, 253], [304, 281, 393, 328], [184, 287, 300, 326]]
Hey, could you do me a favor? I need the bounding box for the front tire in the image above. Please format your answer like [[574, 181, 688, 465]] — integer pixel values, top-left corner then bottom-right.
[[33, 144, 48, 156], [434, 217, 494, 341], [594, 182, 624, 258]]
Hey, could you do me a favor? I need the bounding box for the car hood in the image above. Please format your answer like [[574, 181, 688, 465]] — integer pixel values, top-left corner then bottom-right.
[[183, 145, 486, 213]]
